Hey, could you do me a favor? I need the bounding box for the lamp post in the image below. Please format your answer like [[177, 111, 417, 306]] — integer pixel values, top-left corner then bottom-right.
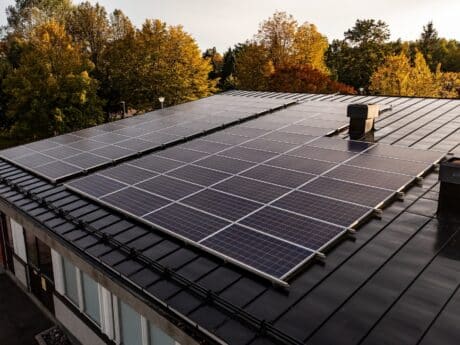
[[158, 96, 165, 109], [359, 87, 364, 95], [120, 101, 126, 118]]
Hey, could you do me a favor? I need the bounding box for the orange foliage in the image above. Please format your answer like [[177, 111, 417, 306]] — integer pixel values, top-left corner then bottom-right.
[[269, 64, 356, 94]]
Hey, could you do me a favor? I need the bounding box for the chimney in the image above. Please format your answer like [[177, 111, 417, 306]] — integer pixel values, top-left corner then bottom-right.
[[347, 104, 380, 140], [437, 157, 460, 219]]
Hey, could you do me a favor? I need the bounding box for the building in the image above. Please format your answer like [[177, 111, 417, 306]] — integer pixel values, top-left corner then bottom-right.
[[0, 90, 459, 345]]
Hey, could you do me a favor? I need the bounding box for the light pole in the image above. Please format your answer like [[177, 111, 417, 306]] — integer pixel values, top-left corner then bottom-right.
[[158, 96, 165, 109], [359, 87, 364, 95], [120, 101, 126, 118]]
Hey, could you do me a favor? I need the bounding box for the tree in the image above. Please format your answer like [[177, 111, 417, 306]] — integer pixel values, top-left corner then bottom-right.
[[203, 47, 223, 80], [369, 51, 439, 97], [103, 19, 215, 111], [220, 47, 236, 89], [255, 11, 329, 72], [418, 22, 440, 71], [3, 21, 104, 140], [269, 64, 356, 94], [4, 0, 71, 35], [65, 2, 111, 69], [234, 42, 274, 90], [327, 19, 391, 90]]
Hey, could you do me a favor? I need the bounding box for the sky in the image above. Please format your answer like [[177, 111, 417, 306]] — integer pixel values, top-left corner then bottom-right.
[[1, 0, 459, 52]]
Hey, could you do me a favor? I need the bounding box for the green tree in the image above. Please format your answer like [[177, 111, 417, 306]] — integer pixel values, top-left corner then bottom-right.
[[327, 19, 391, 90], [203, 47, 223, 80], [4, 0, 71, 35], [220, 47, 236, 89], [3, 21, 104, 140], [418, 22, 440, 71]]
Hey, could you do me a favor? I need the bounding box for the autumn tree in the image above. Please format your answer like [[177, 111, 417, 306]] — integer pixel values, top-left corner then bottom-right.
[[255, 11, 329, 72], [3, 21, 104, 140], [65, 2, 111, 70], [234, 43, 274, 90], [103, 19, 215, 111], [269, 64, 356, 94], [369, 51, 440, 97]]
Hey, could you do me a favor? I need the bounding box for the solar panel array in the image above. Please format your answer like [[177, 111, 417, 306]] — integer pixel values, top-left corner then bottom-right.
[[66, 103, 445, 285], [0, 95, 294, 183]]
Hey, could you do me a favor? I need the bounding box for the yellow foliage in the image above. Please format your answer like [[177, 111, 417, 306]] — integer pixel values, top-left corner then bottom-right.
[[370, 51, 443, 97]]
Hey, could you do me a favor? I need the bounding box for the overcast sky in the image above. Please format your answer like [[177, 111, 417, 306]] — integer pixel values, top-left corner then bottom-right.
[[1, 0, 459, 52]]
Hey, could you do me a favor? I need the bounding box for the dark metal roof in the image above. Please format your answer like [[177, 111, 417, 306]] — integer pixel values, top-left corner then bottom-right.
[[1, 91, 460, 345]]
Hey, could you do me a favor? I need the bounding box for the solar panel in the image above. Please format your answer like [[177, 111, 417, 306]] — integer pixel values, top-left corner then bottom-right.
[[101, 187, 169, 217], [213, 176, 289, 203], [65, 100, 445, 286], [273, 191, 372, 227], [300, 177, 395, 207], [145, 203, 229, 241], [240, 207, 345, 250], [325, 165, 414, 190], [201, 225, 315, 278], [182, 189, 260, 221], [0, 94, 293, 182]]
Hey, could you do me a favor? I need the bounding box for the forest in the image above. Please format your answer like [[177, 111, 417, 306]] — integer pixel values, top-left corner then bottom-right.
[[0, 1, 459, 146]]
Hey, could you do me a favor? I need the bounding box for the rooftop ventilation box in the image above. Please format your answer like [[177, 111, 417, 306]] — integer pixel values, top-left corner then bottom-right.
[[437, 157, 460, 218], [347, 104, 380, 140]]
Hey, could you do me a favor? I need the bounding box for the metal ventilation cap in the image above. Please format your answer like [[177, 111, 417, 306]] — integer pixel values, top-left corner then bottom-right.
[[347, 104, 380, 140], [437, 157, 460, 219]]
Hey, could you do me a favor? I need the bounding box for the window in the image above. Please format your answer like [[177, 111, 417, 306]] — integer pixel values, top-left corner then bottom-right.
[[119, 300, 143, 345], [10, 219, 26, 262], [149, 323, 175, 345], [62, 257, 79, 305], [82, 272, 101, 325]]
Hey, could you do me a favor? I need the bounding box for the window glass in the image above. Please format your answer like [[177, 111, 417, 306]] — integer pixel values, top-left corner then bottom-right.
[[62, 258, 79, 305], [119, 301, 142, 345], [149, 323, 175, 345], [82, 273, 100, 325]]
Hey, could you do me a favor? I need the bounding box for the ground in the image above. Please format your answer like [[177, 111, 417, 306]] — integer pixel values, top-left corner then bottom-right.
[[0, 273, 53, 345]]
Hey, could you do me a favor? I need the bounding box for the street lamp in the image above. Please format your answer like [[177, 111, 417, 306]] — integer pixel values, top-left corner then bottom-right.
[[158, 96, 165, 109], [120, 101, 126, 118], [359, 87, 364, 95]]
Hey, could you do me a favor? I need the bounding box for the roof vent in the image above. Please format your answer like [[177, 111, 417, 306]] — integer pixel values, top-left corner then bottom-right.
[[437, 157, 460, 219], [347, 104, 380, 140]]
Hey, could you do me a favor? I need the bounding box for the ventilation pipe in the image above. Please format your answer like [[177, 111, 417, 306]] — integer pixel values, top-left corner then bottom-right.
[[347, 104, 380, 140]]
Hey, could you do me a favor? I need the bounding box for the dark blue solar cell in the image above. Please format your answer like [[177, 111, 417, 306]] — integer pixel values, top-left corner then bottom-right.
[[308, 137, 374, 152], [168, 165, 230, 186], [131, 155, 184, 173], [273, 191, 371, 227], [15, 153, 56, 168], [182, 189, 260, 221], [137, 175, 202, 200], [289, 145, 357, 163], [195, 155, 254, 174], [266, 155, 334, 175], [325, 165, 413, 190], [241, 139, 297, 153], [90, 145, 135, 160], [101, 187, 169, 216], [144, 203, 229, 241], [34, 161, 82, 181], [67, 175, 126, 198], [240, 206, 345, 250], [220, 146, 277, 163], [242, 165, 314, 189], [202, 225, 314, 278], [213, 176, 289, 203], [301, 177, 395, 207], [100, 164, 156, 184], [63, 152, 108, 169], [156, 147, 209, 163], [43, 146, 83, 159]]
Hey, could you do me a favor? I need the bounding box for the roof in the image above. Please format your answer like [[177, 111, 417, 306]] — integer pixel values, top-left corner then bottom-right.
[[1, 91, 460, 345]]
